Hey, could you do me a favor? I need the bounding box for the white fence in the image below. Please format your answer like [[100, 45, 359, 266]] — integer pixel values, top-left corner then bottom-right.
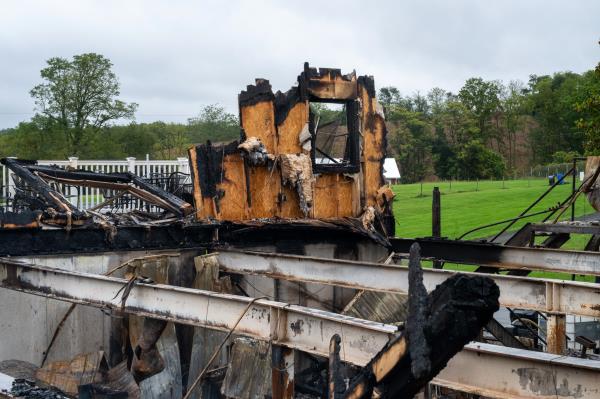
[[1, 157, 191, 211]]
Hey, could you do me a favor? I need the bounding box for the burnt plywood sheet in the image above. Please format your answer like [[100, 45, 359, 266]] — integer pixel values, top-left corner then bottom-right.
[[220, 338, 271, 399]]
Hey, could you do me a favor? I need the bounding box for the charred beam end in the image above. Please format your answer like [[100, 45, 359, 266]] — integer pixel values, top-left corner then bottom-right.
[[128, 174, 193, 216], [26, 164, 131, 183], [329, 334, 345, 399], [344, 264, 499, 398], [406, 243, 431, 379]]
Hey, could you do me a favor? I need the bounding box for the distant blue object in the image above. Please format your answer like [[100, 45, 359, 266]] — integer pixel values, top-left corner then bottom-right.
[[557, 173, 565, 184]]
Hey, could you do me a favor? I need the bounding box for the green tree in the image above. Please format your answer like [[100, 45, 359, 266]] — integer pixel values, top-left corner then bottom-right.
[[576, 62, 600, 154], [526, 72, 586, 162], [499, 80, 527, 169], [187, 104, 239, 144], [386, 103, 433, 183], [454, 140, 506, 179], [30, 53, 137, 154], [458, 78, 501, 142]]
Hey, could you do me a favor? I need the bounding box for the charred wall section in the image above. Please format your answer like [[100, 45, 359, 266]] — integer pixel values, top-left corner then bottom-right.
[[188, 63, 394, 236]]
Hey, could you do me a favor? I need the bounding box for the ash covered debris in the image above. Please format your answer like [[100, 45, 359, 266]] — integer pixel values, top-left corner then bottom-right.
[[238, 137, 274, 166], [8, 378, 68, 399]]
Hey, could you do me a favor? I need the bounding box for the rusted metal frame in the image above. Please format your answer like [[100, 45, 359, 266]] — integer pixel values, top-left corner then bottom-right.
[[215, 249, 600, 317], [36, 172, 182, 216], [0, 158, 84, 218], [434, 342, 600, 399], [0, 257, 396, 366], [272, 345, 294, 399], [390, 237, 600, 276], [546, 314, 567, 355]]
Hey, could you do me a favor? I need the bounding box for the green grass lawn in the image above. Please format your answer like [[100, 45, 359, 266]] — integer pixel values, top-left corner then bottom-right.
[[392, 178, 596, 281]]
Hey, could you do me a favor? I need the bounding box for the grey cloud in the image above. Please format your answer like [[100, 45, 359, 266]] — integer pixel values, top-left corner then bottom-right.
[[0, 0, 598, 128]]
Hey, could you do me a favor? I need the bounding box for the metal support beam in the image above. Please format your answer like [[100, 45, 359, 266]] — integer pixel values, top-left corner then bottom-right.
[[391, 237, 600, 276], [0, 257, 395, 366], [435, 342, 600, 399], [216, 250, 600, 317], [1, 257, 598, 398], [531, 222, 600, 236]]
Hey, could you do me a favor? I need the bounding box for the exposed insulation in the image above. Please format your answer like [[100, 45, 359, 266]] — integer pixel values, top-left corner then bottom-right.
[[280, 153, 314, 217]]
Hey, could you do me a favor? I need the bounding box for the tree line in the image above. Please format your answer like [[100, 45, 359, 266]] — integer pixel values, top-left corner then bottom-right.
[[381, 58, 600, 183], [0, 53, 599, 185], [0, 53, 240, 160]]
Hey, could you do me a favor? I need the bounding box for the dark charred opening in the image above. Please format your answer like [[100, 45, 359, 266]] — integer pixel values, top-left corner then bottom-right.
[[309, 100, 360, 174]]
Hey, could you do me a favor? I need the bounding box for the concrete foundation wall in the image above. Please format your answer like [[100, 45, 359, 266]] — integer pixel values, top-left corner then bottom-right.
[[0, 249, 201, 366]]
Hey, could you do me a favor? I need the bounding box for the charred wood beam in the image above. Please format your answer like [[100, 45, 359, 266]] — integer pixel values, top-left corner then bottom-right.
[[26, 164, 131, 183], [1, 158, 85, 219], [128, 174, 193, 216], [0, 225, 213, 256], [390, 237, 600, 276], [215, 249, 600, 318], [343, 244, 499, 399], [0, 258, 397, 366]]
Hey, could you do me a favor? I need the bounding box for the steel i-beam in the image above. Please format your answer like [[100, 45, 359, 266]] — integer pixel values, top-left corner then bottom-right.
[[216, 249, 600, 318]]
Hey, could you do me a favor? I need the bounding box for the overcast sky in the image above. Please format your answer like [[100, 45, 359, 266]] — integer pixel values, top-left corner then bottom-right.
[[1, 0, 598, 129]]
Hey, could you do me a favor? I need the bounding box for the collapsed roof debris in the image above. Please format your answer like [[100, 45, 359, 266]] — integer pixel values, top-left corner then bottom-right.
[[0, 158, 193, 230]]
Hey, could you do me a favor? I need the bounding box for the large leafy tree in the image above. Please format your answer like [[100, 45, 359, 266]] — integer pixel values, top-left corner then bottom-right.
[[458, 78, 501, 142], [30, 53, 137, 154]]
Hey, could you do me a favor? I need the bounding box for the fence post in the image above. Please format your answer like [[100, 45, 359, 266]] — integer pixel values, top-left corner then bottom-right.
[[68, 156, 78, 169], [126, 157, 136, 174], [6, 156, 16, 200], [432, 187, 443, 269], [177, 157, 190, 175]]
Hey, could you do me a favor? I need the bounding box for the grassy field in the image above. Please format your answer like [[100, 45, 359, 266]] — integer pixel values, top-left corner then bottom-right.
[[391, 178, 596, 281]]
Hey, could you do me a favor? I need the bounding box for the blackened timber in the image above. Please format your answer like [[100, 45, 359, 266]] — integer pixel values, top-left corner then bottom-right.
[[343, 253, 499, 399], [129, 174, 193, 216], [194, 141, 239, 199], [26, 164, 131, 183], [0, 225, 213, 256]]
